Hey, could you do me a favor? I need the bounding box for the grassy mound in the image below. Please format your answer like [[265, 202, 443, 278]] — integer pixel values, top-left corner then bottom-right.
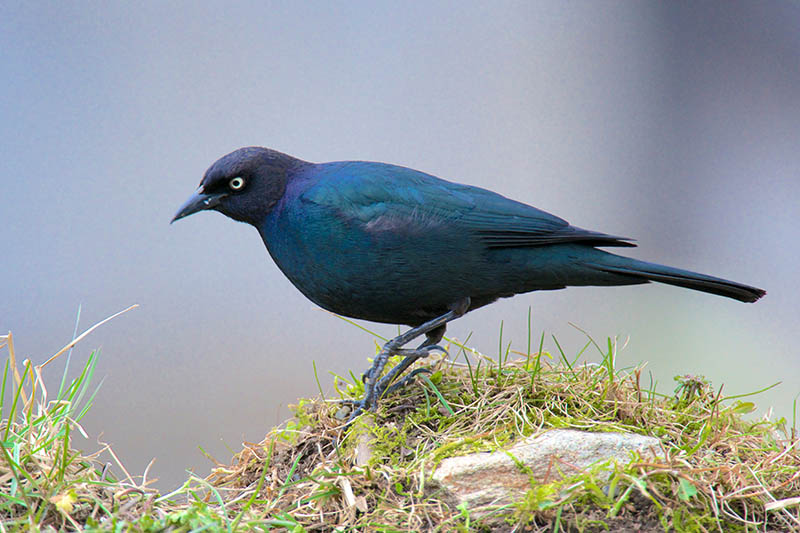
[[1, 312, 798, 531]]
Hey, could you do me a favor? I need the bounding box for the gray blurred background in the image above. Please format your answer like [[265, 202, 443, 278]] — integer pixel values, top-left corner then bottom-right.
[[2, 2, 798, 490]]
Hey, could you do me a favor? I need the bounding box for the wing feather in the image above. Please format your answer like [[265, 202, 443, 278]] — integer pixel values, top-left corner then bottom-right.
[[300, 162, 635, 248]]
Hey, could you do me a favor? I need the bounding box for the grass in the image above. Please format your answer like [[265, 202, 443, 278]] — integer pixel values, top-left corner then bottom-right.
[[1, 309, 798, 531]]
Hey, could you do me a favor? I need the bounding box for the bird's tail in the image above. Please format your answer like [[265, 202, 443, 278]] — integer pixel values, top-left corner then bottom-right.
[[589, 255, 766, 303]]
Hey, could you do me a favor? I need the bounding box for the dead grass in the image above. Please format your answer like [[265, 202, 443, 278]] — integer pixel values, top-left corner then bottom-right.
[[0, 308, 165, 530], [1, 313, 798, 531], [205, 337, 800, 531]]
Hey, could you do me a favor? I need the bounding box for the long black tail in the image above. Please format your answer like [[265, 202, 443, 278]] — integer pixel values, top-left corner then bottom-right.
[[591, 255, 765, 303]]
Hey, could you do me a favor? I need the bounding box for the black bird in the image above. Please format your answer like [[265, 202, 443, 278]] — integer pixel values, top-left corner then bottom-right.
[[173, 147, 765, 415]]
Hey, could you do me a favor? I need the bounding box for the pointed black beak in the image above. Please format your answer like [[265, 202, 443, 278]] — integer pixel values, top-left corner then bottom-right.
[[171, 188, 226, 223]]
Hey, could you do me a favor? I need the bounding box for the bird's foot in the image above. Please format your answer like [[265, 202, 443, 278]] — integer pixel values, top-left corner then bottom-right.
[[372, 344, 446, 395], [339, 345, 444, 430], [360, 344, 447, 381], [339, 368, 434, 428], [380, 367, 432, 397], [341, 356, 441, 427], [338, 299, 469, 429]]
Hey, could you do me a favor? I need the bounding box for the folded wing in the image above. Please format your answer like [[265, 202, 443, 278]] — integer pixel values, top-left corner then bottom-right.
[[302, 161, 636, 249]]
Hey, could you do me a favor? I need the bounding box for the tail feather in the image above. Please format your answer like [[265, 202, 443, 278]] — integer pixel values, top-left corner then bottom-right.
[[591, 258, 766, 303]]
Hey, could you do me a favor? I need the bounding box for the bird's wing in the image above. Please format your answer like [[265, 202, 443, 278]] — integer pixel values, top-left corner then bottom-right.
[[455, 184, 636, 248], [300, 162, 635, 248]]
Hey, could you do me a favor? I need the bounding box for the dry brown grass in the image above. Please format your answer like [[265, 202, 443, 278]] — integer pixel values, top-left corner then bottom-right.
[[205, 342, 800, 531], [2, 319, 797, 531]]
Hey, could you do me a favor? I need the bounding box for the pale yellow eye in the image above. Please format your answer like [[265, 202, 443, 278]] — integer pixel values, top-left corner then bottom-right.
[[229, 177, 245, 190]]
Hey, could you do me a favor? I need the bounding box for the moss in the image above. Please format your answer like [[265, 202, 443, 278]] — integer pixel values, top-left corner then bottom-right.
[[5, 322, 797, 532]]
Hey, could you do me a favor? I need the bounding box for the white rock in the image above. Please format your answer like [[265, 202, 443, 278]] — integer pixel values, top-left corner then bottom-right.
[[430, 429, 662, 508]]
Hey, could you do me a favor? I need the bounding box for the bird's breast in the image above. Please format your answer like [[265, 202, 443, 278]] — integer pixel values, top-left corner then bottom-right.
[[256, 203, 486, 324]]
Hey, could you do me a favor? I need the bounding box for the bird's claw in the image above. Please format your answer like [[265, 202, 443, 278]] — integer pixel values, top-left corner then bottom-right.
[[338, 304, 469, 432], [422, 344, 448, 356], [381, 367, 432, 396], [339, 366, 433, 429]]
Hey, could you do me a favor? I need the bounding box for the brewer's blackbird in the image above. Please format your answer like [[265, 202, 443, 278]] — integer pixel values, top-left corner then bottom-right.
[[173, 147, 765, 416]]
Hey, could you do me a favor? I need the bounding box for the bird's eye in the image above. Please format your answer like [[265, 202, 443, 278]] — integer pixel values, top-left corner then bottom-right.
[[229, 177, 245, 190]]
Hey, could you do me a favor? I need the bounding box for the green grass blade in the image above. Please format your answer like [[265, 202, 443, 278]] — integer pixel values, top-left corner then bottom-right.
[[420, 375, 454, 415], [57, 303, 82, 401]]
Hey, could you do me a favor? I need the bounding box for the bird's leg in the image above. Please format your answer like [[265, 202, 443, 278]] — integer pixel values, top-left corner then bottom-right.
[[372, 326, 447, 398], [360, 318, 450, 411], [360, 326, 446, 383], [347, 298, 470, 422]]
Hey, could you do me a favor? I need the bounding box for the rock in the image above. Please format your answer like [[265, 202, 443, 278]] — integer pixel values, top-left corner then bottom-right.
[[430, 429, 662, 509]]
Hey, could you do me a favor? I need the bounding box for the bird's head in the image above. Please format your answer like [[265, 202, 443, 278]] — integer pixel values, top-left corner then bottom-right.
[[172, 147, 303, 226]]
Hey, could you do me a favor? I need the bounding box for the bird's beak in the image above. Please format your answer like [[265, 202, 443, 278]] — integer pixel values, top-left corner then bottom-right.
[[171, 188, 226, 223]]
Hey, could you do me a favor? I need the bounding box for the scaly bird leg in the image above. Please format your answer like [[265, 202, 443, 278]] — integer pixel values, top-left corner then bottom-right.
[[372, 342, 447, 399], [345, 297, 470, 424]]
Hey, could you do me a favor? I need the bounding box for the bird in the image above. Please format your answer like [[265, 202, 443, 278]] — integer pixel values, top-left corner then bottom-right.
[[173, 147, 765, 417]]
